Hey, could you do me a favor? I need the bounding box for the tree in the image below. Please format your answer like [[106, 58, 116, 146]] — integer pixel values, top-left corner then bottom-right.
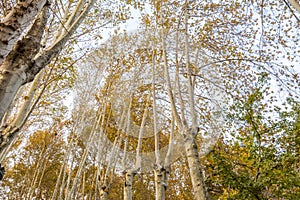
[[0, 0, 96, 161], [203, 75, 300, 199], [0, 0, 133, 168], [1, 0, 300, 199], [0, 123, 66, 199], [0, 0, 133, 154], [0, 0, 94, 122]]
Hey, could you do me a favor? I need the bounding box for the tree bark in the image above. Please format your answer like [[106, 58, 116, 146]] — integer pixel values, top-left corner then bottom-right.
[[0, 3, 49, 125], [0, 70, 44, 162], [0, 0, 95, 156], [100, 187, 108, 200], [183, 129, 210, 200], [124, 95, 149, 200], [0, 0, 95, 124], [99, 173, 111, 200], [0, 0, 48, 62], [154, 166, 168, 200], [182, 2, 209, 199], [124, 170, 136, 200]]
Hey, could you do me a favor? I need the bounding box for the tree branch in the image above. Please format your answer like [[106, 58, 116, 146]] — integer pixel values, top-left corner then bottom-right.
[[283, 0, 300, 22], [29, 0, 96, 82]]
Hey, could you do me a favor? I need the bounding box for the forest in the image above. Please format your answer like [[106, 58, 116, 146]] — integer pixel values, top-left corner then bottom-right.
[[0, 0, 300, 199]]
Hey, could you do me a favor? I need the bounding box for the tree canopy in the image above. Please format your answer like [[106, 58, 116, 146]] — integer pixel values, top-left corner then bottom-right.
[[0, 0, 299, 199]]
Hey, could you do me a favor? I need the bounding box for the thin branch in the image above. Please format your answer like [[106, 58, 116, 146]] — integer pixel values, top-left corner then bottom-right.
[[284, 0, 300, 22]]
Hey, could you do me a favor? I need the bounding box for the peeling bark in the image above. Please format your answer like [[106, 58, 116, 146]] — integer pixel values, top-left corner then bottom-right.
[[0, 0, 48, 62], [0, 4, 49, 154], [0, 3, 49, 123]]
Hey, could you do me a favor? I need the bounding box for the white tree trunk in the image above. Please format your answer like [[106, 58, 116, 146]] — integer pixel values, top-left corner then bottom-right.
[[0, 70, 44, 162], [67, 108, 103, 199], [152, 54, 170, 200], [100, 187, 108, 200], [99, 175, 109, 200], [154, 167, 168, 200], [0, 0, 94, 122], [183, 129, 209, 200], [0, 3, 49, 125], [159, 1, 210, 199], [0, 0, 48, 62], [124, 96, 149, 200], [0, 0, 95, 155], [124, 170, 136, 200], [183, 2, 209, 199]]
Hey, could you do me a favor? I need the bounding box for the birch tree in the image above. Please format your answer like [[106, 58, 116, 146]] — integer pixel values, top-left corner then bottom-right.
[[149, 44, 175, 200], [152, 1, 217, 199], [0, 124, 66, 199], [0, 0, 94, 166], [0, 0, 132, 157], [0, 0, 93, 123], [1, 0, 299, 198]]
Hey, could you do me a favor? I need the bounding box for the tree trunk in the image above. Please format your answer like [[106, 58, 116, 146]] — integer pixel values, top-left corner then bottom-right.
[[99, 179, 109, 200], [182, 2, 209, 199], [0, 0, 95, 127], [0, 0, 48, 62], [0, 70, 44, 162], [100, 189, 108, 200], [0, 3, 49, 123], [124, 170, 135, 200], [154, 166, 168, 200], [183, 129, 209, 200]]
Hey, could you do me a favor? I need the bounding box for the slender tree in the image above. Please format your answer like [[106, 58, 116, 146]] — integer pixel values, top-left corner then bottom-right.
[[0, 0, 95, 124]]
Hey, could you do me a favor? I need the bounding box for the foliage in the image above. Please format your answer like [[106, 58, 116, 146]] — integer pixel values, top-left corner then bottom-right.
[[203, 76, 300, 199], [1, 0, 300, 199], [1, 126, 66, 199]]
